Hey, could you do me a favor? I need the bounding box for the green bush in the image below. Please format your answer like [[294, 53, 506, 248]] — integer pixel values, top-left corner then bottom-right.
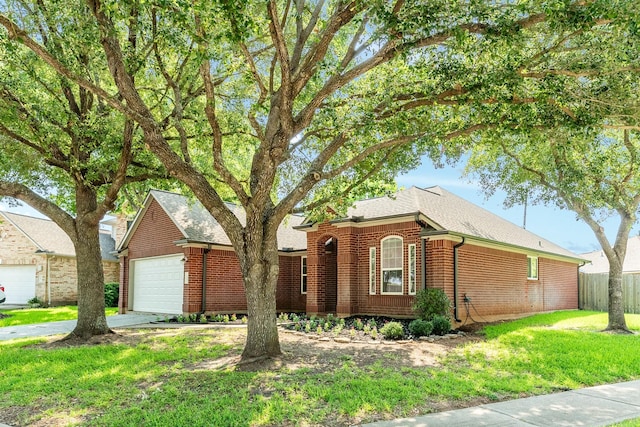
[[409, 319, 433, 337], [380, 321, 405, 340], [432, 315, 452, 336], [104, 282, 119, 307], [413, 288, 451, 321]]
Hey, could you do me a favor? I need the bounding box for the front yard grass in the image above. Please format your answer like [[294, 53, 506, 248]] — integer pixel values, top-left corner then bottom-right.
[[1, 310, 640, 426], [0, 306, 118, 327]]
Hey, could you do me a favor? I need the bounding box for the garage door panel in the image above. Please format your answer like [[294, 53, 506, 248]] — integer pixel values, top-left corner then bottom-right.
[[0, 265, 37, 304], [132, 255, 183, 314]]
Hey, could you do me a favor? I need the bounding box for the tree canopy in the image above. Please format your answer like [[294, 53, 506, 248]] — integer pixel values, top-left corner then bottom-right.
[[2, 0, 639, 355]]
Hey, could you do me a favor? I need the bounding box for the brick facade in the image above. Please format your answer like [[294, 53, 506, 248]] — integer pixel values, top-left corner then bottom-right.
[[0, 216, 120, 306], [120, 199, 307, 315], [118, 198, 579, 322]]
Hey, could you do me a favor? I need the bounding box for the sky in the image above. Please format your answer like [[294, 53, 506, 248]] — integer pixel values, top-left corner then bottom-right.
[[2, 157, 638, 255], [395, 156, 640, 255]]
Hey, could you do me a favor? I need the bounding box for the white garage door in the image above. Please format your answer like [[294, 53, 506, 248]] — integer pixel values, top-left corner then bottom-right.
[[131, 255, 184, 314], [0, 265, 37, 304]]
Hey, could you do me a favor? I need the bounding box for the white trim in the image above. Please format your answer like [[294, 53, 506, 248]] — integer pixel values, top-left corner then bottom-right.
[[408, 244, 417, 295], [527, 256, 539, 280], [301, 256, 307, 294], [369, 247, 376, 295], [332, 214, 440, 230], [381, 236, 403, 295]]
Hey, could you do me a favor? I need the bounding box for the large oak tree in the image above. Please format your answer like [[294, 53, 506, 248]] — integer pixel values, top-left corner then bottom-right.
[[2, 0, 637, 357]]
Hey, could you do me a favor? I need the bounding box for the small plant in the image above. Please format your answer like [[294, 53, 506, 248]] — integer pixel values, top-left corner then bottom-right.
[[27, 297, 43, 308], [316, 325, 323, 334], [338, 318, 345, 327], [367, 318, 377, 329], [413, 288, 452, 321], [363, 324, 371, 334], [189, 313, 198, 323], [304, 321, 311, 333], [370, 326, 378, 340], [200, 314, 208, 323], [230, 313, 237, 321], [324, 322, 331, 331], [432, 315, 452, 336], [278, 312, 289, 322], [354, 318, 364, 331], [333, 324, 343, 336], [104, 282, 119, 307], [241, 316, 248, 324], [409, 319, 434, 337], [291, 313, 300, 322], [380, 321, 404, 340], [294, 322, 302, 331], [349, 327, 356, 338], [222, 314, 230, 323], [326, 313, 335, 324], [177, 314, 187, 323]]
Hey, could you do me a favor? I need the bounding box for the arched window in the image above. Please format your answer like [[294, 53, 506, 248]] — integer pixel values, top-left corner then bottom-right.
[[381, 236, 403, 294]]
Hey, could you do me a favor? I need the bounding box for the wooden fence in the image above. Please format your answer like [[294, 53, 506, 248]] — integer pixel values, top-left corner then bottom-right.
[[579, 272, 640, 314]]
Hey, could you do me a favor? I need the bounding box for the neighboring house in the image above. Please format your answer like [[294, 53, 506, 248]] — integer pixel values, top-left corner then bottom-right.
[[580, 236, 640, 274], [0, 212, 119, 305], [117, 187, 585, 324], [578, 236, 640, 313]]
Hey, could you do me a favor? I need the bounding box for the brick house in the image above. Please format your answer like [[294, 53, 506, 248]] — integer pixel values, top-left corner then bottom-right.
[[0, 211, 119, 305], [117, 187, 584, 324]]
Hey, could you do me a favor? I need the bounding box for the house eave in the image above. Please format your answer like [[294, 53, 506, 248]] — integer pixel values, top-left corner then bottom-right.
[[173, 239, 306, 254], [422, 230, 587, 264], [295, 212, 441, 231]]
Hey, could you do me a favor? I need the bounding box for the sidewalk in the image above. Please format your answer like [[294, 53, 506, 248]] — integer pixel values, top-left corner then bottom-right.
[[362, 380, 640, 427], [0, 313, 160, 340]]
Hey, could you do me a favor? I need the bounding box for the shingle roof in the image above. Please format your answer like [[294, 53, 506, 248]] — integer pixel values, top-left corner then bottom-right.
[[1, 211, 117, 260], [580, 235, 640, 274], [148, 190, 307, 251], [341, 186, 580, 260]]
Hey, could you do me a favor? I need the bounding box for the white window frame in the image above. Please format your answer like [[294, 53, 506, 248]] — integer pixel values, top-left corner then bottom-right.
[[527, 256, 538, 280], [301, 256, 308, 294], [381, 236, 404, 295], [408, 244, 417, 295], [369, 247, 376, 295]]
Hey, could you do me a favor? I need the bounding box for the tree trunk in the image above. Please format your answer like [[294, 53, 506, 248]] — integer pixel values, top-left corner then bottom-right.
[[605, 259, 630, 333], [240, 237, 282, 360], [67, 188, 110, 339]]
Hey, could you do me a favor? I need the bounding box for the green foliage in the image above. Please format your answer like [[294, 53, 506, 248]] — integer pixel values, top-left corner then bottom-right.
[[409, 319, 434, 337], [432, 315, 452, 336], [379, 322, 405, 340], [27, 297, 43, 308], [413, 288, 452, 321], [104, 282, 119, 308]]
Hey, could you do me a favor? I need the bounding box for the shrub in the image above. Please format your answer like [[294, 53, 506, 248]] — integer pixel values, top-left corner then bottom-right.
[[380, 321, 404, 340], [432, 315, 452, 336], [413, 288, 452, 321], [27, 297, 43, 308], [104, 282, 119, 307], [409, 319, 433, 337]]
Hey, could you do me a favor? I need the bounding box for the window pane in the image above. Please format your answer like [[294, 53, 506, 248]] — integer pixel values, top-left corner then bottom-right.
[[383, 270, 403, 293], [369, 247, 376, 294]]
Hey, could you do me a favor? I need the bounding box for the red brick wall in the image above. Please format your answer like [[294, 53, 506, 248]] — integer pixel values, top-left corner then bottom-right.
[[305, 220, 579, 321], [126, 200, 185, 259]]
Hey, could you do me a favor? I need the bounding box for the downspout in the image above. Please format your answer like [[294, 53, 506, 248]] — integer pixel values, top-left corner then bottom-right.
[[201, 246, 211, 314], [47, 255, 54, 307], [577, 261, 586, 310], [453, 237, 465, 323], [415, 215, 428, 291], [421, 238, 427, 291]]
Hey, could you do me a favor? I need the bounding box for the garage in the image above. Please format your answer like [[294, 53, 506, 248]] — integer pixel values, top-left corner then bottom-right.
[[131, 255, 184, 314], [0, 265, 37, 304]]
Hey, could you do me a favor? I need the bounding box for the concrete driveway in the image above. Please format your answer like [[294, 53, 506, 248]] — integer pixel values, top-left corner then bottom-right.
[[0, 313, 159, 341]]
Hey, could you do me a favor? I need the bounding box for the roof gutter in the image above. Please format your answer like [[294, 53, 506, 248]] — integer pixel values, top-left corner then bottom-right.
[[421, 230, 587, 265], [415, 214, 428, 291], [453, 237, 465, 323]]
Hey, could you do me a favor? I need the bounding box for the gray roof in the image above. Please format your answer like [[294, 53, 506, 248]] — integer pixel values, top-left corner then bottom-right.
[[340, 186, 581, 260], [1, 211, 117, 261], [580, 235, 640, 274], [142, 190, 306, 251]]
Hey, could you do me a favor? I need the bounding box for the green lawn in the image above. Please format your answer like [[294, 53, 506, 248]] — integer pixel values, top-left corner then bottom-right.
[[1, 310, 640, 426], [0, 306, 118, 327]]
